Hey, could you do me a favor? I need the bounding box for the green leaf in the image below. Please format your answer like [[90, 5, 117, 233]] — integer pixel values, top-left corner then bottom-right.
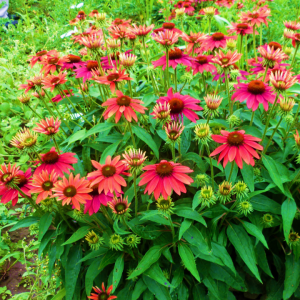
[[203, 275, 221, 300], [100, 141, 121, 164], [78, 247, 107, 263], [178, 243, 201, 282], [174, 208, 207, 227], [144, 263, 173, 287], [227, 224, 262, 283], [255, 242, 273, 278], [132, 125, 159, 159], [39, 212, 53, 241], [38, 230, 56, 258], [62, 226, 91, 245], [179, 219, 192, 240], [82, 146, 92, 172], [113, 219, 131, 235], [283, 254, 300, 300], [183, 225, 210, 255], [85, 123, 115, 137], [111, 255, 124, 292], [132, 279, 148, 300], [99, 251, 120, 270], [85, 258, 102, 295], [130, 224, 163, 240], [143, 276, 172, 300], [262, 155, 284, 193], [241, 163, 254, 192], [65, 244, 82, 300], [241, 221, 268, 249], [128, 246, 162, 279], [9, 216, 40, 231], [225, 162, 238, 183], [170, 267, 184, 291], [68, 129, 86, 144], [140, 210, 161, 221], [192, 284, 206, 299], [50, 288, 66, 300], [251, 194, 281, 214], [281, 199, 297, 243]]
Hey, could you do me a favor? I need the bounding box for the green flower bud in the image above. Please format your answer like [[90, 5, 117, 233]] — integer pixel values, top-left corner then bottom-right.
[[126, 234, 141, 248]]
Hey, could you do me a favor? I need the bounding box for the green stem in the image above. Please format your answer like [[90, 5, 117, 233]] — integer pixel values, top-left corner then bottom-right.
[[58, 209, 76, 232], [224, 69, 232, 115], [52, 136, 60, 153], [26, 104, 42, 119], [228, 163, 235, 182], [101, 205, 113, 225], [245, 35, 249, 72], [291, 43, 300, 68], [205, 145, 215, 190], [128, 122, 136, 148], [202, 72, 207, 94], [133, 171, 138, 217], [262, 65, 269, 82], [174, 68, 177, 92], [260, 25, 262, 46], [172, 143, 176, 161], [253, 25, 257, 62], [166, 50, 170, 89], [208, 18, 211, 35], [262, 116, 283, 154], [91, 215, 107, 230], [239, 35, 243, 69], [128, 80, 133, 98], [168, 215, 176, 253], [249, 110, 255, 126]]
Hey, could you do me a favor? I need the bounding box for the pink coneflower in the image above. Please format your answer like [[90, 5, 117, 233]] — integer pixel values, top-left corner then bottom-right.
[[129, 24, 155, 37], [210, 130, 263, 169], [0, 168, 33, 206], [109, 25, 128, 40], [84, 188, 112, 215], [108, 195, 131, 216], [216, 0, 235, 8], [76, 10, 86, 20], [42, 72, 67, 92], [102, 90, 147, 123], [122, 149, 147, 169], [192, 55, 217, 74], [257, 45, 288, 67], [52, 173, 92, 210], [138, 160, 193, 200], [212, 50, 242, 68], [203, 33, 236, 51], [291, 33, 300, 48], [0, 163, 20, 185], [284, 21, 300, 31], [238, 7, 271, 27], [75, 61, 100, 83], [93, 68, 132, 93], [33, 117, 61, 136], [119, 52, 137, 69], [88, 283, 117, 300], [232, 80, 276, 111], [34, 147, 78, 177], [160, 22, 182, 34], [152, 47, 194, 70], [19, 75, 43, 93], [111, 18, 131, 27], [30, 170, 58, 204], [51, 89, 74, 103], [182, 1, 194, 12], [69, 18, 79, 25], [150, 102, 171, 122], [157, 87, 202, 122], [227, 23, 255, 36], [152, 30, 180, 48], [269, 70, 297, 93], [79, 34, 104, 50], [165, 121, 184, 141], [28, 50, 48, 68], [181, 32, 207, 54], [89, 9, 100, 17], [199, 6, 220, 16], [61, 54, 85, 71], [39, 51, 67, 75], [87, 155, 130, 194]]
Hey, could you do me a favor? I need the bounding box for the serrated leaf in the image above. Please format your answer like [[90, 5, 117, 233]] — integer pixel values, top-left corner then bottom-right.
[[281, 199, 297, 243]]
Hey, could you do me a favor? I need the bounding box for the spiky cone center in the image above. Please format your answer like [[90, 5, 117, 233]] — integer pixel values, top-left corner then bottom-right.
[[114, 203, 127, 214], [235, 182, 248, 194], [219, 182, 232, 196], [85, 231, 99, 244], [226, 132, 244, 146], [67, 54, 81, 63], [163, 22, 175, 29], [43, 152, 59, 164], [268, 41, 282, 50], [247, 80, 266, 95], [279, 98, 295, 112], [36, 50, 47, 57], [212, 33, 225, 41], [1, 173, 12, 183], [86, 61, 99, 71], [107, 73, 120, 81], [167, 130, 180, 140], [168, 97, 184, 114], [98, 292, 110, 300], [126, 234, 141, 248], [156, 162, 173, 177], [42, 181, 54, 191], [157, 196, 173, 210], [237, 23, 249, 29], [18, 94, 31, 104], [101, 165, 116, 177], [15, 175, 28, 188], [238, 201, 253, 215], [116, 95, 131, 107], [195, 124, 210, 138], [63, 185, 77, 197], [262, 213, 273, 224], [168, 48, 182, 59], [196, 56, 208, 64]]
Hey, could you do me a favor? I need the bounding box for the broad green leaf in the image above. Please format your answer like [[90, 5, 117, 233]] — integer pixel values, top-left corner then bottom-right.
[[113, 219, 131, 235], [99, 251, 120, 270], [192, 284, 206, 299], [85, 123, 115, 137], [241, 221, 268, 249], [227, 224, 261, 283], [38, 230, 56, 258], [50, 288, 66, 300], [203, 275, 221, 300], [128, 245, 162, 279], [144, 263, 173, 287], [178, 243, 201, 282], [62, 226, 91, 245], [132, 279, 147, 300], [179, 219, 192, 240], [241, 163, 254, 192], [9, 216, 40, 231], [281, 199, 297, 243], [129, 224, 163, 240], [39, 212, 53, 241], [82, 146, 92, 172], [225, 162, 238, 183], [266, 278, 284, 300], [85, 258, 102, 295], [143, 276, 172, 300], [78, 247, 107, 263], [65, 244, 82, 300], [251, 194, 281, 214], [112, 255, 125, 292], [170, 267, 184, 292], [283, 254, 300, 300], [140, 210, 161, 221], [183, 225, 210, 254], [132, 125, 159, 159], [174, 208, 207, 227], [100, 141, 121, 164], [68, 129, 86, 144], [255, 242, 273, 278]]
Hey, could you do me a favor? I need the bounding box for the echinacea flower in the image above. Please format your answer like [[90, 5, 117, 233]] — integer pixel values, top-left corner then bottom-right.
[[122, 149, 147, 170], [76, 10, 86, 20], [152, 30, 180, 48], [93, 68, 132, 93], [157, 87, 202, 122], [61, 54, 85, 71], [150, 102, 171, 122], [290, 33, 300, 48], [180, 31, 207, 54], [75, 61, 100, 83], [102, 90, 147, 123], [257, 45, 288, 67], [79, 34, 104, 50], [227, 22, 255, 36], [52, 173, 92, 210], [88, 284, 117, 300], [202, 32, 236, 51], [19, 75, 43, 93], [119, 52, 137, 69], [28, 50, 48, 68], [34, 147, 78, 177], [108, 25, 128, 40], [129, 24, 155, 37], [39, 51, 67, 75], [108, 195, 131, 218], [42, 72, 67, 92], [111, 18, 131, 27], [232, 80, 276, 111], [33, 117, 61, 136], [106, 38, 121, 50], [0, 163, 20, 185], [88, 155, 130, 195], [212, 50, 242, 69], [18, 94, 31, 104], [284, 21, 300, 31], [30, 170, 58, 204], [152, 47, 194, 70], [238, 7, 271, 27], [139, 160, 193, 199], [294, 130, 300, 148], [191, 55, 217, 74], [269, 70, 297, 93], [210, 130, 263, 169], [203, 94, 223, 117], [165, 121, 184, 142], [156, 22, 182, 34]]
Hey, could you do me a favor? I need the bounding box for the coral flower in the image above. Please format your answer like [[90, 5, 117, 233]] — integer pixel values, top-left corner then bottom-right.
[[88, 283, 117, 300], [152, 30, 180, 48], [129, 24, 155, 37], [122, 149, 147, 169], [79, 34, 104, 49], [19, 75, 43, 93], [0, 163, 20, 185], [34, 147, 78, 177], [75, 61, 100, 83], [28, 50, 48, 68], [165, 121, 184, 141], [93, 68, 132, 93], [139, 160, 193, 200], [181, 31, 208, 54], [61, 54, 85, 71], [0, 168, 33, 206], [39, 51, 67, 75], [42, 72, 67, 92], [284, 21, 300, 31], [87, 155, 130, 195], [152, 48, 194, 70], [52, 173, 92, 210], [203, 33, 236, 51], [119, 52, 137, 69], [157, 87, 202, 122], [150, 102, 171, 121], [102, 90, 147, 123], [108, 195, 131, 216], [30, 170, 58, 204], [111, 18, 131, 27], [192, 55, 217, 74], [227, 23, 256, 36], [33, 117, 61, 136], [269, 70, 297, 93], [257, 45, 288, 67], [239, 8, 271, 27], [232, 80, 276, 111], [212, 50, 242, 68], [210, 130, 263, 169], [156, 22, 182, 34], [290, 33, 300, 48], [108, 25, 128, 40]]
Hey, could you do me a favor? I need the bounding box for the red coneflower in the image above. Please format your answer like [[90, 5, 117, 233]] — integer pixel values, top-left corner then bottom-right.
[[239, 7, 271, 27], [0, 163, 20, 185], [108, 25, 128, 40], [92, 68, 132, 93], [61, 54, 85, 71], [210, 130, 263, 169], [257, 45, 288, 67], [75, 61, 100, 83], [88, 283, 117, 300], [102, 90, 147, 123], [33, 117, 61, 136], [79, 34, 104, 50], [87, 155, 130, 195], [28, 50, 49, 68], [212, 50, 242, 69], [192, 55, 217, 74], [181, 31, 207, 54], [52, 173, 92, 210], [152, 30, 180, 48], [227, 23, 256, 36], [39, 50, 67, 75], [119, 52, 137, 69], [108, 195, 131, 217], [76, 10, 86, 20], [111, 18, 131, 27], [19, 75, 44, 94], [150, 102, 171, 122], [42, 72, 67, 92], [202, 32, 236, 51], [129, 24, 155, 37], [30, 170, 58, 204], [157, 87, 202, 122], [34, 147, 78, 177], [165, 121, 184, 141], [138, 160, 193, 200]]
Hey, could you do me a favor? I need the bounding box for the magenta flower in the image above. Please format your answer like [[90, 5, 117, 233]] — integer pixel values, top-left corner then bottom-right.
[[75, 61, 100, 83], [191, 55, 217, 74], [202, 33, 236, 51]]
